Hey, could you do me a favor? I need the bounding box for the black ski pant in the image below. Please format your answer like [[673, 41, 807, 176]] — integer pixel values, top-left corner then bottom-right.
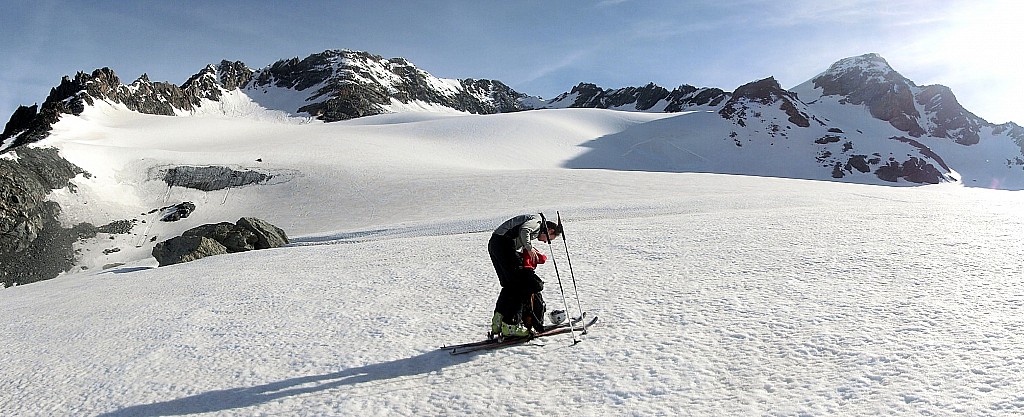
[[489, 234, 544, 326]]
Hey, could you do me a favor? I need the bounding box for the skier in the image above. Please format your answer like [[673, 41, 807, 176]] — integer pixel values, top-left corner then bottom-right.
[[488, 214, 562, 338]]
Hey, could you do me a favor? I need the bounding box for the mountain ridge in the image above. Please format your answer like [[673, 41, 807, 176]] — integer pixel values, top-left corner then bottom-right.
[[3, 48, 1024, 285], [2, 50, 1020, 149], [3, 50, 1023, 191]]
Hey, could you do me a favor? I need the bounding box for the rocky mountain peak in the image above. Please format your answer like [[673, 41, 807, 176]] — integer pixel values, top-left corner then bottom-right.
[[719, 77, 810, 127], [0, 68, 120, 148], [179, 60, 253, 102], [727, 77, 787, 103], [214, 60, 254, 91], [824, 53, 899, 83], [811, 53, 925, 136], [1, 49, 533, 148], [809, 53, 992, 146], [246, 49, 531, 121]]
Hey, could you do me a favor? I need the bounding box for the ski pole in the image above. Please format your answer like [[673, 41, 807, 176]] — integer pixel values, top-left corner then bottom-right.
[[557, 211, 587, 334], [540, 212, 580, 345]]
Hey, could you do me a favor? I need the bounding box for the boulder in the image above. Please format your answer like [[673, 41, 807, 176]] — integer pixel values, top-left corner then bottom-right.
[[151, 217, 287, 267], [237, 217, 288, 249], [159, 202, 195, 222], [183, 221, 256, 253], [152, 235, 228, 266]]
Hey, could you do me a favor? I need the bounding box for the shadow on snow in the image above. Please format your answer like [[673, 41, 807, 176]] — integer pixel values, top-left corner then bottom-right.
[[562, 113, 1024, 191], [96, 348, 483, 416]]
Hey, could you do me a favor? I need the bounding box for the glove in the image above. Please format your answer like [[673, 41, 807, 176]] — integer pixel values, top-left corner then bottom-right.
[[521, 249, 546, 269]]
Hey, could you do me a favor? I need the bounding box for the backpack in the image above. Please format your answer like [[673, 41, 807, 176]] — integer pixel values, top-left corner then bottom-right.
[[522, 292, 547, 332]]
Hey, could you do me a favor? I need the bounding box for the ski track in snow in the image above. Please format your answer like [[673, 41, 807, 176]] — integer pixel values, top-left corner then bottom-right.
[[4, 179, 1024, 416]]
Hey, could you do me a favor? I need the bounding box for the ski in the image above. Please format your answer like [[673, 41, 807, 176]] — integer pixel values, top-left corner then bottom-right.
[[440, 313, 588, 351], [449, 315, 598, 355]]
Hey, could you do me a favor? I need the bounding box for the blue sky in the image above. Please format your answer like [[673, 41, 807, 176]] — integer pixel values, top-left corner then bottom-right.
[[2, 0, 1021, 125]]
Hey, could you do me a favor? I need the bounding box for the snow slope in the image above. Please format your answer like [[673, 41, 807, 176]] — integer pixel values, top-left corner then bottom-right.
[[3, 105, 1024, 416]]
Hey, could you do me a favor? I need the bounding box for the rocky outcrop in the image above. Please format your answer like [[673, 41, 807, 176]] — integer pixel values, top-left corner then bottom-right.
[[236, 217, 288, 249], [875, 157, 947, 184], [916, 85, 983, 145], [180, 61, 254, 102], [152, 217, 288, 266], [1, 76, 83, 149], [719, 77, 811, 128], [826, 136, 951, 184], [0, 66, 221, 149], [152, 236, 229, 267], [183, 222, 256, 253], [163, 166, 271, 191], [158, 202, 196, 222], [994, 122, 1024, 156], [0, 147, 88, 286]]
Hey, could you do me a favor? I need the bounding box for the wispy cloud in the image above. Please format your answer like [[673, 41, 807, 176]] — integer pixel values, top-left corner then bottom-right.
[[516, 48, 596, 86]]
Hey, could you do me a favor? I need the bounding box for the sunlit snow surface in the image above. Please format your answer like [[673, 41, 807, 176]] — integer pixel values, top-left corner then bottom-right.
[[2, 104, 1024, 416]]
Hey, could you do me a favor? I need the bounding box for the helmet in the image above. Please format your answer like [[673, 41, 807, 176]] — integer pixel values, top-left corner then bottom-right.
[[549, 310, 566, 325]]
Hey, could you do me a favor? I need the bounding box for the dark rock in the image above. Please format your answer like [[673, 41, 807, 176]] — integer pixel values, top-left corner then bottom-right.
[[180, 61, 254, 102], [183, 222, 256, 253], [0, 147, 89, 286], [874, 157, 946, 184], [547, 82, 729, 112], [152, 235, 229, 267], [832, 162, 845, 178], [916, 85, 982, 145], [845, 155, 871, 173], [890, 136, 952, 172], [903, 157, 946, 184], [812, 54, 926, 137], [253, 50, 531, 121], [815, 135, 842, 144], [215, 60, 254, 91], [0, 201, 74, 286], [151, 217, 287, 266], [719, 77, 810, 128], [163, 166, 271, 191], [876, 161, 901, 182], [97, 220, 134, 234], [869, 137, 951, 184], [1, 104, 38, 143], [72, 223, 99, 240], [159, 202, 196, 222], [236, 217, 288, 249]]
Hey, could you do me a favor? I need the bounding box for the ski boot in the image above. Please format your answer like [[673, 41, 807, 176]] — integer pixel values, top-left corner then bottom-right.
[[499, 321, 531, 338], [489, 312, 503, 339]]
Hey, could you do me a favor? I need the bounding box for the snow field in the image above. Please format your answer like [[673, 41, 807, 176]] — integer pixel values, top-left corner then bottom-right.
[[3, 103, 1024, 416], [4, 177, 1024, 416]]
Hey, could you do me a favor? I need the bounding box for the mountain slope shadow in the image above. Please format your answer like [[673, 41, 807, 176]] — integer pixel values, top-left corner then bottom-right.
[[564, 112, 724, 174], [96, 349, 473, 417], [563, 111, 1024, 189]]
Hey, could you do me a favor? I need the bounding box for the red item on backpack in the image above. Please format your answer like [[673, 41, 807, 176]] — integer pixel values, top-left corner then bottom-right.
[[521, 249, 547, 270]]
